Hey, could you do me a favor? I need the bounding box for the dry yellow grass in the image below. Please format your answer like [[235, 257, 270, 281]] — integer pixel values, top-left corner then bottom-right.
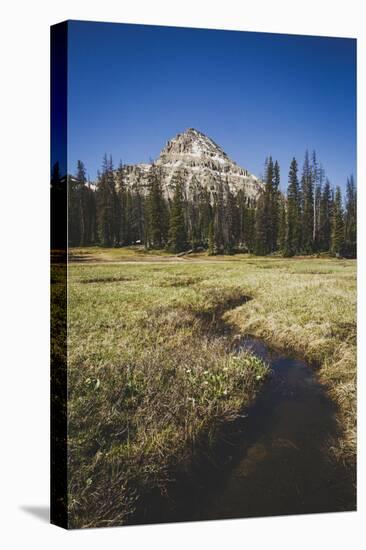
[[67, 249, 356, 526], [223, 257, 356, 463]]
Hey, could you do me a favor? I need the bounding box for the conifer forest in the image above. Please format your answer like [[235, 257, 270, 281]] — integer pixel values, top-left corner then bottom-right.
[[59, 151, 356, 258]]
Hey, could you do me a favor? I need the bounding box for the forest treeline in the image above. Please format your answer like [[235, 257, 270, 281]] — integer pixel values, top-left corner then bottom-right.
[[57, 150, 356, 258]]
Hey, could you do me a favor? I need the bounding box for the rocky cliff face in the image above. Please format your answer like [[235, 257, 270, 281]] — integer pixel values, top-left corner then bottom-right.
[[121, 128, 263, 200]]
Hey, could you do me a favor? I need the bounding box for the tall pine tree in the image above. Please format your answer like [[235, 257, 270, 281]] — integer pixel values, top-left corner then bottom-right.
[[301, 150, 314, 253], [344, 175, 357, 258], [145, 165, 167, 249], [319, 179, 332, 252], [285, 157, 301, 257], [330, 186, 344, 256], [212, 176, 225, 254], [278, 195, 287, 253], [96, 155, 118, 247], [254, 191, 268, 255], [272, 160, 281, 251], [264, 157, 275, 253], [168, 177, 188, 253]]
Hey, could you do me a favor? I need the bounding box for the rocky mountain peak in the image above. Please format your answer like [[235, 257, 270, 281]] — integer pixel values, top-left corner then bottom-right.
[[159, 128, 230, 164], [121, 129, 263, 201]]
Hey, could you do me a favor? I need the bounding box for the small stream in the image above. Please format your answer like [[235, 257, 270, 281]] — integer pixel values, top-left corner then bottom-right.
[[136, 337, 356, 525], [192, 337, 356, 520]]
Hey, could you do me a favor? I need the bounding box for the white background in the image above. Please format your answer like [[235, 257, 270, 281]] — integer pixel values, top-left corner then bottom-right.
[[0, 0, 364, 548]]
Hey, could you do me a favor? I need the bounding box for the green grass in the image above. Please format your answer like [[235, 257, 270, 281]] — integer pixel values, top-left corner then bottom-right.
[[67, 249, 356, 527], [69, 245, 174, 263]]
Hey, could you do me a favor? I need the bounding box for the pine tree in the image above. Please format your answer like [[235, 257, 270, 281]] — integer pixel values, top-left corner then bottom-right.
[[186, 176, 200, 250], [311, 152, 325, 251], [76, 160, 88, 246], [96, 155, 118, 246], [245, 203, 256, 253], [301, 150, 314, 253], [131, 188, 145, 244], [264, 157, 275, 253], [344, 175, 357, 258], [331, 186, 344, 256], [313, 182, 322, 252], [212, 176, 225, 254], [85, 178, 97, 245], [69, 160, 96, 246], [272, 160, 281, 250], [285, 157, 301, 257], [225, 188, 239, 254], [198, 187, 212, 248], [319, 179, 332, 252], [125, 188, 134, 245], [68, 172, 81, 246], [115, 161, 125, 246], [237, 192, 255, 252], [168, 178, 188, 253], [311, 151, 318, 245], [278, 195, 287, 252], [254, 191, 268, 255], [74, 145, 350, 259], [254, 157, 275, 255], [146, 165, 167, 249], [237, 190, 246, 250]]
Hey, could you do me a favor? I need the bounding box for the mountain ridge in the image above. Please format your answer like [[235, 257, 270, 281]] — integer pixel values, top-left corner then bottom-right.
[[120, 128, 263, 201]]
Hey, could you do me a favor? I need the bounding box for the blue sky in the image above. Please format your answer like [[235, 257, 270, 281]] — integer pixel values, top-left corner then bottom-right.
[[67, 20, 356, 190]]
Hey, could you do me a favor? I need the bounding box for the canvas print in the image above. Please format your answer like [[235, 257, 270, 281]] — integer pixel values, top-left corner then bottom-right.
[[51, 21, 357, 529]]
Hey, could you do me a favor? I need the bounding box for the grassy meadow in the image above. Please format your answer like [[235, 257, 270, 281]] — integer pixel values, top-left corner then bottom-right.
[[67, 248, 356, 527]]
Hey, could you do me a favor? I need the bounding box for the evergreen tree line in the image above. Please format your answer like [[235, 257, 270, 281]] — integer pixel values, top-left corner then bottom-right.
[[65, 151, 356, 258], [282, 152, 356, 258]]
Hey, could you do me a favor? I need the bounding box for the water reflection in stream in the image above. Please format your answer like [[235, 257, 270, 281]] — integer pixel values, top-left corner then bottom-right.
[[193, 338, 356, 520], [135, 337, 356, 525]]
